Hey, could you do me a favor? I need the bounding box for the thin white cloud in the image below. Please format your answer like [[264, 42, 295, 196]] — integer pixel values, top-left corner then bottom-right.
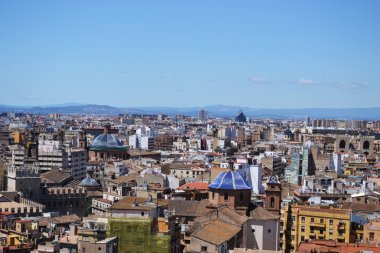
[[336, 81, 369, 89], [297, 78, 319, 85], [248, 76, 271, 84]]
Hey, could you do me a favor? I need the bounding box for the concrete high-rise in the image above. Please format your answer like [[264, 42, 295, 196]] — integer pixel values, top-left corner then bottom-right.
[[198, 109, 208, 121]]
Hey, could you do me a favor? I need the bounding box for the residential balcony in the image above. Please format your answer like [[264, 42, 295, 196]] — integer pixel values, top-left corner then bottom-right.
[[310, 222, 325, 228], [338, 224, 346, 230], [337, 233, 346, 239]]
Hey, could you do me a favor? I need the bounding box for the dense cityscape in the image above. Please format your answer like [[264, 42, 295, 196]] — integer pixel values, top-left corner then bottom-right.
[[0, 110, 380, 252], [1, 1, 379, 252]]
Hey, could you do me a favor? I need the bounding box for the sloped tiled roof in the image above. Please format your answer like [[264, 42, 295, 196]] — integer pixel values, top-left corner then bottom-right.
[[185, 221, 209, 235], [342, 202, 380, 212], [250, 206, 279, 220], [191, 219, 241, 246], [195, 206, 248, 227], [178, 182, 209, 190], [168, 200, 212, 217], [41, 169, 72, 184], [39, 214, 81, 227]]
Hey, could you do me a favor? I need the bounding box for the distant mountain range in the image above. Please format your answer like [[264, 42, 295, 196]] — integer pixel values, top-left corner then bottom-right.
[[1, 104, 380, 120]]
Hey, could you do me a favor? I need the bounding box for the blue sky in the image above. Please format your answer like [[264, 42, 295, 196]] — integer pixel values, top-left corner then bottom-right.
[[0, 1, 379, 108]]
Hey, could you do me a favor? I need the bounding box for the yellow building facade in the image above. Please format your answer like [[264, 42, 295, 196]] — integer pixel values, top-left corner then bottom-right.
[[11, 131, 24, 145], [281, 205, 351, 252], [363, 219, 380, 243]]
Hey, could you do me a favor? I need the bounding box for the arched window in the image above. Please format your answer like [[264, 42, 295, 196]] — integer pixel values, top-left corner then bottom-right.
[[270, 197, 275, 208], [339, 140, 346, 149], [363, 141, 370, 150]]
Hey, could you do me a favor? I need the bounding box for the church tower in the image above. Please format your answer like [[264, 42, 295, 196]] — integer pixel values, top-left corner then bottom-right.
[[208, 170, 252, 215], [265, 174, 282, 215], [79, 131, 87, 149]]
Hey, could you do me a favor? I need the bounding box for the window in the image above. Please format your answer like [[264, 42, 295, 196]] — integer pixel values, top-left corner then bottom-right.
[[370, 232, 375, 241], [270, 197, 275, 208], [301, 236, 305, 242], [311, 218, 314, 223], [224, 192, 228, 201], [141, 212, 144, 216], [301, 226, 305, 233], [268, 229, 271, 233], [320, 219, 324, 223], [201, 246, 207, 252], [329, 219, 333, 225], [212, 191, 215, 199], [329, 229, 333, 235], [301, 216, 305, 222], [292, 216, 295, 222]]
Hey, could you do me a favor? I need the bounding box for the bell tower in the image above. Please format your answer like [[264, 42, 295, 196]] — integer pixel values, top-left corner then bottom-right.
[[79, 130, 87, 149], [265, 174, 282, 215]]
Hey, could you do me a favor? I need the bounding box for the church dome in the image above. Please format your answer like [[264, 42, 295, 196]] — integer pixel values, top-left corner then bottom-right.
[[92, 133, 123, 148], [209, 171, 252, 190], [79, 174, 100, 187]]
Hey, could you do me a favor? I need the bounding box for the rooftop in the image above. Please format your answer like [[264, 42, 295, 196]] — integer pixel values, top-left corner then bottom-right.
[[79, 174, 100, 187], [41, 169, 72, 184], [91, 133, 126, 150], [250, 206, 279, 220], [191, 219, 241, 246], [178, 182, 209, 191], [109, 197, 168, 211], [209, 171, 252, 190]]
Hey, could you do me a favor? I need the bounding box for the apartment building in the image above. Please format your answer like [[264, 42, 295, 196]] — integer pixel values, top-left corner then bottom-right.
[[282, 205, 351, 252]]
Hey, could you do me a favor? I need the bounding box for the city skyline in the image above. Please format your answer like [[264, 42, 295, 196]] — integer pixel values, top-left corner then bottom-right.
[[1, 1, 379, 108]]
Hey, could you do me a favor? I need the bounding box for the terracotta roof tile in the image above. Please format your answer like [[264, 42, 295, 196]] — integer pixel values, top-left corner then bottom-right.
[[41, 169, 72, 184], [195, 206, 248, 227], [178, 182, 209, 190], [39, 214, 81, 227], [250, 206, 279, 220], [168, 200, 212, 217], [191, 219, 241, 246]]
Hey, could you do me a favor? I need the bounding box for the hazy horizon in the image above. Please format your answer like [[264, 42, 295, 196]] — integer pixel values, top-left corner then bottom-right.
[[2, 103, 380, 110]]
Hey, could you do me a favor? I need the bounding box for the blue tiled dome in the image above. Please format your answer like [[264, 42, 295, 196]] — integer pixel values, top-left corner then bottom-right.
[[92, 133, 123, 148], [209, 171, 252, 190], [79, 174, 100, 187]]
